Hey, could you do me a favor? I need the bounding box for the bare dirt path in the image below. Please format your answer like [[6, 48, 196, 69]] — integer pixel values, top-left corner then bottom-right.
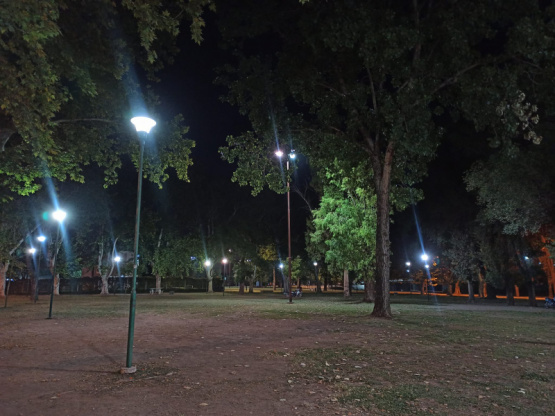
[[1, 309, 366, 416]]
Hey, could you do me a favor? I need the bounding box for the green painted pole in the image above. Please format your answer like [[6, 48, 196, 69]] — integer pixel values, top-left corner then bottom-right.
[[47, 226, 60, 319], [124, 137, 145, 373]]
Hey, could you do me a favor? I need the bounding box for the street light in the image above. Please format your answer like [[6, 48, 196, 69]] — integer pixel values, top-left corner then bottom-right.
[[222, 258, 228, 296], [47, 209, 66, 319], [34, 236, 46, 302], [313, 261, 318, 292], [275, 148, 295, 304], [123, 115, 156, 374]]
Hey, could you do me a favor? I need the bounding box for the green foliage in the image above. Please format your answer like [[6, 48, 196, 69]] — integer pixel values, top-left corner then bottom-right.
[[0, 0, 212, 197], [152, 233, 203, 279], [310, 160, 376, 279]]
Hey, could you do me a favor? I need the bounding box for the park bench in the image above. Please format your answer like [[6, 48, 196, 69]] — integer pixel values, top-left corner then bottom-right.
[[149, 288, 163, 294]]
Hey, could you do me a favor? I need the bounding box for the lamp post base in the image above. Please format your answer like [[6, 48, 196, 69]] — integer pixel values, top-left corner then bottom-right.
[[120, 366, 137, 374]]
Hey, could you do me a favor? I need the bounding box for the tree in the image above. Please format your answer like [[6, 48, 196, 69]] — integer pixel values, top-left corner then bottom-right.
[[1, 0, 217, 198], [309, 160, 377, 301], [218, 0, 553, 317], [152, 233, 203, 289], [442, 231, 482, 302]]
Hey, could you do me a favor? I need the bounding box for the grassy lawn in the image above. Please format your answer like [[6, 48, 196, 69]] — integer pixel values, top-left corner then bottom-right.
[[2, 292, 554, 415]]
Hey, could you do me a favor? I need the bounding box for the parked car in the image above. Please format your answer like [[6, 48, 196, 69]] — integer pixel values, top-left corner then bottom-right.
[[352, 282, 365, 291]]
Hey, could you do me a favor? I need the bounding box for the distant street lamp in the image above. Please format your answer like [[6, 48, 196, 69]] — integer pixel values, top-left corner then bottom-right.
[[35, 236, 46, 302], [123, 115, 156, 374], [47, 209, 66, 319], [275, 149, 296, 304], [222, 258, 228, 296]]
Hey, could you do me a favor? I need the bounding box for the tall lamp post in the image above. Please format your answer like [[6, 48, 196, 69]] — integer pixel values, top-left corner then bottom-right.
[[313, 261, 318, 293], [275, 149, 295, 304], [421, 254, 431, 301], [47, 209, 66, 319], [28, 247, 37, 303], [222, 258, 228, 296], [123, 116, 156, 374], [35, 236, 46, 302]]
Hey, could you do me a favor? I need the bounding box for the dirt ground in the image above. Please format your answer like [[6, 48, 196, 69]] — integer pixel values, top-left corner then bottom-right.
[[1, 300, 369, 416]]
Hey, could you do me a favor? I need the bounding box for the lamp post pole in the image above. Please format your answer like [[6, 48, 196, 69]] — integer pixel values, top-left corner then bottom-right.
[[48, 210, 66, 319], [222, 258, 228, 296], [421, 254, 431, 302], [35, 236, 46, 303], [275, 149, 295, 304], [123, 116, 156, 374]]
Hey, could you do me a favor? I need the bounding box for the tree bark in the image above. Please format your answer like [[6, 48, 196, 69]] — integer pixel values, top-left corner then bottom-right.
[[478, 270, 486, 298], [454, 281, 461, 295], [239, 282, 245, 294], [316, 269, 322, 294], [363, 280, 375, 303], [343, 269, 350, 298], [467, 279, 475, 303], [505, 276, 515, 306], [527, 278, 537, 307], [0, 262, 8, 298], [370, 144, 394, 318]]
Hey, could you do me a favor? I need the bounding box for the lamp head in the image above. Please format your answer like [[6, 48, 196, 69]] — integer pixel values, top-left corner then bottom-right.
[[204, 260, 211, 267], [421, 254, 429, 262], [28, 247, 37, 254], [52, 209, 67, 223], [279, 263, 284, 269], [275, 150, 284, 158], [222, 258, 228, 264], [131, 116, 156, 134], [114, 256, 121, 263], [289, 150, 296, 159], [313, 262, 317, 266], [37, 235, 46, 243]]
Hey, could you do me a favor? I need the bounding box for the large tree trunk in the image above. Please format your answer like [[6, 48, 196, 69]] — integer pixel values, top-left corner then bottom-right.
[[505, 276, 515, 306], [155, 274, 162, 293], [249, 266, 257, 293], [343, 269, 350, 298], [478, 270, 486, 298], [53, 274, 60, 295], [273, 268, 276, 291], [527, 278, 537, 307], [323, 274, 328, 291], [467, 279, 475, 303], [316, 269, 322, 294], [363, 280, 375, 303], [370, 144, 394, 318], [0, 262, 8, 298], [454, 281, 461, 295], [239, 282, 245, 294]]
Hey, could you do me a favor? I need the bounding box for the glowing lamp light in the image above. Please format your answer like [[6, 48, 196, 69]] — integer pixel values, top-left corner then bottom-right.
[[28, 247, 37, 254], [275, 150, 284, 158], [425, 264, 430, 269], [222, 258, 228, 264], [289, 151, 296, 159], [52, 209, 67, 223], [279, 263, 284, 269], [130, 116, 156, 134], [114, 256, 121, 263], [313, 262, 317, 266], [421, 254, 429, 262], [37, 235, 46, 242], [204, 260, 211, 267], [405, 261, 411, 266]]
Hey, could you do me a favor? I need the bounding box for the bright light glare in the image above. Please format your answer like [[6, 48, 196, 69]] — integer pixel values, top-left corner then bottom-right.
[[421, 254, 429, 262], [130, 116, 156, 134], [52, 209, 67, 223], [313, 262, 317, 266], [405, 261, 411, 266], [275, 150, 284, 158], [524, 256, 529, 260], [204, 260, 211, 267], [289, 152, 296, 159], [114, 256, 121, 262], [28, 247, 37, 254], [37, 235, 46, 242], [425, 264, 430, 269], [222, 258, 228, 264], [279, 263, 284, 269]]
